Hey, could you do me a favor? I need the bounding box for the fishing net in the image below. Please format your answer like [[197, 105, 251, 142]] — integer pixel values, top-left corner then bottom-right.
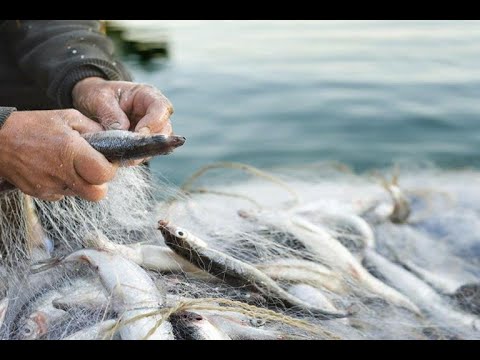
[[0, 162, 479, 340]]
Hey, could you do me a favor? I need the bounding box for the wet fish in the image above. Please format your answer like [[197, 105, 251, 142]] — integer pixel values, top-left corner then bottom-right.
[[0, 298, 8, 329], [196, 309, 307, 340], [158, 220, 350, 320], [287, 284, 349, 325], [54, 280, 183, 316], [381, 176, 411, 224], [363, 248, 480, 332], [82, 130, 185, 162], [85, 231, 204, 274], [450, 283, 480, 316], [239, 210, 421, 315], [170, 311, 231, 340], [52, 279, 111, 313], [17, 290, 68, 340], [44, 248, 174, 340], [0, 130, 186, 193], [63, 319, 119, 340], [315, 212, 376, 256], [398, 259, 471, 295], [255, 259, 347, 294]]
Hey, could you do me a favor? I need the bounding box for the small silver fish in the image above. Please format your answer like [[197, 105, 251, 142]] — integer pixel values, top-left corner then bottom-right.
[[364, 249, 480, 332], [381, 175, 411, 224], [85, 231, 204, 274], [0, 130, 186, 193], [239, 210, 421, 315], [196, 310, 307, 340], [82, 130, 186, 162], [170, 311, 231, 340], [47, 248, 174, 340], [398, 259, 470, 295], [0, 298, 8, 330], [287, 284, 349, 325], [52, 278, 111, 313], [255, 259, 346, 294], [17, 290, 68, 340], [158, 220, 350, 320], [450, 283, 480, 316]]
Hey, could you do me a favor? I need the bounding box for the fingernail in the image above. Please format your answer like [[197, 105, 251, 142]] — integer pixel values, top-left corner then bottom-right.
[[108, 122, 122, 130], [138, 127, 151, 135]]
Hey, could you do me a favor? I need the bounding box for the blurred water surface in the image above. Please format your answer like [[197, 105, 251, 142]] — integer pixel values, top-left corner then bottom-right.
[[109, 20, 480, 184]]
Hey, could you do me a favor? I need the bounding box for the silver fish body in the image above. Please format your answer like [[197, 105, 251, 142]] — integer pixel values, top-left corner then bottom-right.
[[364, 249, 480, 333], [52, 278, 111, 313], [17, 290, 68, 340], [82, 130, 185, 162], [171, 311, 231, 340], [240, 210, 420, 315], [450, 283, 480, 316], [158, 220, 349, 320], [196, 310, 306, 340], [385, 184, 411, 224], [399, 259, 469, 295], [85, 231, 203, 274], [0, 130, 185, 193], [256, 259, 346, 294], [0, 298, 8, 330], [57, 248, 174, 340]]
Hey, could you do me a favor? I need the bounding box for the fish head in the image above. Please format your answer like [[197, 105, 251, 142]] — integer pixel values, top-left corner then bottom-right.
[[158, 220, 207, 249], [158, 220, 188, 247], [179, 311, 204, 323], [18, 313, 46, 340], [167, 135, 186, 148], [158, 220, 184, 237]]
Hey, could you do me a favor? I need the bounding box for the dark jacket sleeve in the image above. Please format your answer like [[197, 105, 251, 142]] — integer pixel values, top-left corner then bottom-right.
[[2, 20, 132, 109], [0, 106, 16, 129]]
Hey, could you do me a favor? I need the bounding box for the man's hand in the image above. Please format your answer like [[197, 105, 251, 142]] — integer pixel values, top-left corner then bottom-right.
[[72, 77, 174, 165], [0, 109, 118, 202]]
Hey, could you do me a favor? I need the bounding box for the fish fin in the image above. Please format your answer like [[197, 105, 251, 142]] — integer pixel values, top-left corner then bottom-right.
[[30, 256, 64, 274]]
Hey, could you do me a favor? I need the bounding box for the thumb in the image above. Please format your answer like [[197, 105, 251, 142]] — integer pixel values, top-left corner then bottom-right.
[[71, 136, 118, 185], [93, 101, 130, 130]]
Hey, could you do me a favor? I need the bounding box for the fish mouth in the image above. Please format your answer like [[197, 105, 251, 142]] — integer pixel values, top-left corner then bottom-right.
[[158, 219, 169, 229], [158, 220, 174, 235], [168, 135, 186, 148]]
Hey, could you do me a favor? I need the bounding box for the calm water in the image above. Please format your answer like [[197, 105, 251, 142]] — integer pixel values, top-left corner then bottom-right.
[[111, 20, 480, 184]]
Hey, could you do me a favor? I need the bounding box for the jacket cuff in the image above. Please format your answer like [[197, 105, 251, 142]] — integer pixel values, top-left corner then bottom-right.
[[0, 107, 17, 130], [49, 58, 133, 109]]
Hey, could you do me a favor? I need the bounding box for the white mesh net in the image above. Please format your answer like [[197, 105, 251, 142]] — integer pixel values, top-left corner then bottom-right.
[[0, 162, 479, 340]]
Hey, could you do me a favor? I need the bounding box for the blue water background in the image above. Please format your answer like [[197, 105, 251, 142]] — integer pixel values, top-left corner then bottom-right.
[[113, 20, 480, 184]]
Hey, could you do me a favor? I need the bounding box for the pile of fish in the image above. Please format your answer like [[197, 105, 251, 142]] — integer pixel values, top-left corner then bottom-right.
[[1, 159, 480, 340]]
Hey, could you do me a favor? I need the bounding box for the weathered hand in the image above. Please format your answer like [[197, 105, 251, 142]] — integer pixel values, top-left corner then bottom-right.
[[0, 109, 118, 202], [72, 77, 174, 165]]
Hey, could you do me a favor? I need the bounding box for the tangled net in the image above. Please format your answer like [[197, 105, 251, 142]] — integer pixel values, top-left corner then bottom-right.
[[0, 162, 479, 340]]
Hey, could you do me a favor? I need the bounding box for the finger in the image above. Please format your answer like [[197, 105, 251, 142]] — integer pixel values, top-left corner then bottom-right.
[[93, 100, 130, 131], [59, 185, 79, 197], [63, 109, 104, 134], [71, 137, 118, 185], [134, 99, 174, 134]]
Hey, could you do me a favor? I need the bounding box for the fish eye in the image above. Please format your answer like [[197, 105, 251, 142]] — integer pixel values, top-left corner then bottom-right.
[[176, 229, 187, 238], [249, 318, 266, 327], [22, 326, 33, 335]]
